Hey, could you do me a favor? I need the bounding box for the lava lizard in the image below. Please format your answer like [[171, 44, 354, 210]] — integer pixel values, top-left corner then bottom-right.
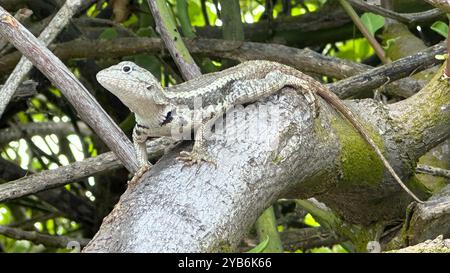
[[96, 60, 423, 203]]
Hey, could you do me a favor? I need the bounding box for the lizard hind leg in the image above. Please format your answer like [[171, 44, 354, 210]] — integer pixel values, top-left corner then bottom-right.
[[281, 73, 319, 118], [176, 119, 217, 168]]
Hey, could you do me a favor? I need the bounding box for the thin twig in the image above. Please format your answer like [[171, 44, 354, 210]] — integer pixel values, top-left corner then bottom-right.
[[0, 0, 87, 119], [425, 0, 450, 13], [338, 0, 389, 64], [416, 164, 450, 179], [348, 0, 444, 25], [0, 137, 175, 202], [0, 121, 91, 144], [0, 225, 90, 249], [146, 0, 201, 80], [0, 6, 139, 172], [330, 41, 446, 98]]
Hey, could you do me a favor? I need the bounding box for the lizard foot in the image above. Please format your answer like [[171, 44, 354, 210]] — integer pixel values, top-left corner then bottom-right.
[[127, 163, 152, 187], [304, 90, 319, 118], [177, 148, 217, 167]]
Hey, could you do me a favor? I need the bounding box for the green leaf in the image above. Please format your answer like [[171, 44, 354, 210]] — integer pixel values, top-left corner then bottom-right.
[[246, 236, 270, 253], [99, 28, 118, 40], [431, 21, 448, 38], [304, 213, 321, 227], [361, 12, 385, 36]]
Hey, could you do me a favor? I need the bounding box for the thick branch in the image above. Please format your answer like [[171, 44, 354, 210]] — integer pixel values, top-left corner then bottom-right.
[[388, 235, 450, 253], [0, 6, 139, 172]]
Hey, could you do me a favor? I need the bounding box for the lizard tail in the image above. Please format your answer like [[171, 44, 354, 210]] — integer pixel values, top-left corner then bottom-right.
[[317, 89, 424, 204]]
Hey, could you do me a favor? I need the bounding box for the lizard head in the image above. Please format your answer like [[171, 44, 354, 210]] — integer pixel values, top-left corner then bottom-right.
[[96, 61, 168, 107]]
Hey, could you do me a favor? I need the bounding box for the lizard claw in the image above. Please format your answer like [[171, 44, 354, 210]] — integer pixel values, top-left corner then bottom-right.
[[177, 149, 217, 168], [127, 162, 152, 187]]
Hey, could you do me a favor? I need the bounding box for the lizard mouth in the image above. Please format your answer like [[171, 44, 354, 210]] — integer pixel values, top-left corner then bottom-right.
[[96, 71, 112, 87]]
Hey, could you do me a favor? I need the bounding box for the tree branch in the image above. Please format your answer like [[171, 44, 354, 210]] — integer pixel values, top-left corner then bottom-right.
[[348, 0, 444, 25], [146, 0, 201, 80], [0, 137, 174, 202], [425, 0, 450, 13], [330, 42, 446, 98], [0, 37, 431, 97], [0, 0, 87, 119], [0, 6, 139, 173], [0, 225, 90, 249], [281, 227, 344, 251], [0, 121, 91, 144], [416, 164, 450, 179]]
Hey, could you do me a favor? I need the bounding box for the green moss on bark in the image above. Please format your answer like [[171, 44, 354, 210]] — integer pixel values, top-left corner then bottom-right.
[[331, 116, 385, 187]]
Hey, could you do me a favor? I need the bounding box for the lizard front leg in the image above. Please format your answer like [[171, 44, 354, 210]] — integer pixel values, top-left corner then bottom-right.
[[128, 125, 152, 186]]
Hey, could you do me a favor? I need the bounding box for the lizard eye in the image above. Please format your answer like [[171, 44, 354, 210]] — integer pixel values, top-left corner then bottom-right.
[[122, 65, 133, 73]]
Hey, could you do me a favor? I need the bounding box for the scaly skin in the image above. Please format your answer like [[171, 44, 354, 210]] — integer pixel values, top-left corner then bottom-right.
[[96, 60, 423, 203]]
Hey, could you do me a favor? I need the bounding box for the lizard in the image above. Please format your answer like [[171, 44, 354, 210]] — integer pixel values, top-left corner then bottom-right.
[[96, 60, 424, 203]]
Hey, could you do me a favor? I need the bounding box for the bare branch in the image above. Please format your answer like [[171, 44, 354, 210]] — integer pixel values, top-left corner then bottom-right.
[[0, 6, 139, 172], [0, 121, 91, 144], [2, 80, 37, 102], [416, 164, 450, 179], [0, 0, 87, 119], [330, 42, 446, 98], [0, 138, 175, 202], [388, 235, 450, 253], [146, 0, 201, 80], [348, 0, 444, 25], [339, 0, 389, 63], [0, 37, 430, 97], [281, 228, 344, 251], [0, 8, 32, 51], [0, 225, 90, 249], [425, 0, 450, 13]]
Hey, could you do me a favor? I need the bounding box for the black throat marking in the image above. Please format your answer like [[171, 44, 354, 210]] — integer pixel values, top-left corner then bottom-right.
[[160, 110, 174, 126]]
